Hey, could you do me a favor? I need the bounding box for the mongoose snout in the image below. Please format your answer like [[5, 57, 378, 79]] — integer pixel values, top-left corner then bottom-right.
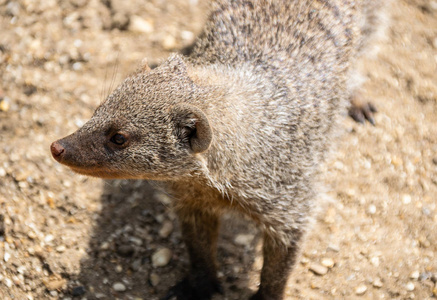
[[50, 141, 65, 161]]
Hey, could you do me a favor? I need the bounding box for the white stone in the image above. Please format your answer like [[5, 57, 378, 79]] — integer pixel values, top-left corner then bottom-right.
[[112, 282, 126, 292], [44, 234, 54, 243], [152, 248, 172, 268], [370, 256, 380, 267], [56, 245, 66, 253], [129, 16, 153, 33], [309, 263, 328, 275], [402, 194, 412, 204], [159, 221, 174, 238], [406, 282, 415, 291], [410, 271, 420, 280], [321, 258, 335, 268], [367, 204, 377, 215], [162, 35, 177, 50], [181, 30, 194, 42], [373, 278, 383, 288], [355, 284, 367, 295], [4, 252, 11, 262]]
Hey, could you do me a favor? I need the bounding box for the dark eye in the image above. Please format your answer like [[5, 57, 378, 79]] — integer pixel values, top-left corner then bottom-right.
[[110, 133, 126, 145]]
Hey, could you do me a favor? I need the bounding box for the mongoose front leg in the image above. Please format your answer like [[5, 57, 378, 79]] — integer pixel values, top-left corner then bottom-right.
[[250, 232, 303, 300], [163, 208, 222, 300]]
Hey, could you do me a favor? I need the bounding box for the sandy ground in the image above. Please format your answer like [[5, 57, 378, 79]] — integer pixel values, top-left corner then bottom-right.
[[0, 0, 436, 299]]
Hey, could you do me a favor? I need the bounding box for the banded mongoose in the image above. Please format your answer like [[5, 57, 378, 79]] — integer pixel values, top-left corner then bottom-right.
[[51, 0, 389, 299]]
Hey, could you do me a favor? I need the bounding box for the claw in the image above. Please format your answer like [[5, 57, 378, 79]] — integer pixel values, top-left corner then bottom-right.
[[349, 101, 377, 126]]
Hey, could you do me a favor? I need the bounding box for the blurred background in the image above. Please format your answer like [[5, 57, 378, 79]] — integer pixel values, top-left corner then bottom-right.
[[0, 0, 436, 299]]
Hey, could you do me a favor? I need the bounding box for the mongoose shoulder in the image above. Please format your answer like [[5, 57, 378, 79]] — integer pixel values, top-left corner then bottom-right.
[[51, 1, 389, 299]]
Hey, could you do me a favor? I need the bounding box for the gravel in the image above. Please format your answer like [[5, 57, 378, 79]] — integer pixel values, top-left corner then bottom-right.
[[0, 0, 436, 299]]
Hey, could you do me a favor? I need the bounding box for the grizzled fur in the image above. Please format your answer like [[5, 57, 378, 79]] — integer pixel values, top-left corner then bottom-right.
[[51, 1, 389, 299]]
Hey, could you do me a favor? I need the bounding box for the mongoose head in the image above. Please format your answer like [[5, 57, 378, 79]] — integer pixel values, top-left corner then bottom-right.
[[50, 55, 213, 180]]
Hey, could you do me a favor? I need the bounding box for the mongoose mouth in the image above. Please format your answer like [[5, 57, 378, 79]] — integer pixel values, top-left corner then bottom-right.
[[68, 166, 128, 179]]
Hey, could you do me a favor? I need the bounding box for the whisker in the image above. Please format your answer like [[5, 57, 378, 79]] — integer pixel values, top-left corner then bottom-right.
[[106, 51, 121, 100], [101, 58, 110, 104]]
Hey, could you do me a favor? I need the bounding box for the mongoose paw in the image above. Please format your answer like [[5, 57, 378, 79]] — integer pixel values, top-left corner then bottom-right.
[[161, 277, 223, 300], [348, 100, 377, 125]]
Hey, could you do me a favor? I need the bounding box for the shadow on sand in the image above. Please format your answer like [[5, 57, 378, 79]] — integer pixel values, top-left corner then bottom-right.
[[74, 179, 259, 299]]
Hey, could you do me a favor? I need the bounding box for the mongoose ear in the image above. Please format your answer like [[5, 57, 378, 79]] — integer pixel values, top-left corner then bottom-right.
[[133, 57, 152, 75], [171, 103, 212, 153], [140, 57, 152, 72]]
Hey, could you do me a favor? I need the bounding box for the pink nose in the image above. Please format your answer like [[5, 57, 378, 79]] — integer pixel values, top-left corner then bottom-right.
[[50, 141, 65, 160]]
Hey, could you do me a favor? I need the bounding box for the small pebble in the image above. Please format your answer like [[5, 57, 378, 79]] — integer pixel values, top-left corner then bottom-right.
[[310, 281, 322, 289], [50, 291, 58, 297], [327, 244, 340, 252], [370, 256, 380, 267], [27, 231, 37, 240], [72, 62, 82, 71], [0, 99, 10, 112], [4, 252, 11, 262], [367, 204, 376, 215], [373, 278, 383, 288], [95, 293, 106, 299], [131, 259, 142, 271], [406, 281, 415, 291], [4, 277, 12, 288], [162, 35, 177, 50], [100, 242, 110, 250], [115, 265, 123, 273], [44, 234, 54, 243], [402, 194, 412, 204], [151, 248, 172, 268], [112, 282, 126, 292], [149, 273, 160, 286], [129, 15, 153, 33], [56, 245, 66, 252], [309, 263, 328, 275], [355, 284, 367, 295], [321, 258, 335, 268], [129, 236, 143, 246], [17, 266, 26, 274], [181, 30, 194, 42], [300, 257, 310, 264], [155, 214, 165, 223], [159, 221, 174, 238], [410, 270, 420, 280]]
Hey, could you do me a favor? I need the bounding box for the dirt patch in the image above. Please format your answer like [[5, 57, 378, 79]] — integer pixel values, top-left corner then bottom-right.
[[0, 0, 436, 299]]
